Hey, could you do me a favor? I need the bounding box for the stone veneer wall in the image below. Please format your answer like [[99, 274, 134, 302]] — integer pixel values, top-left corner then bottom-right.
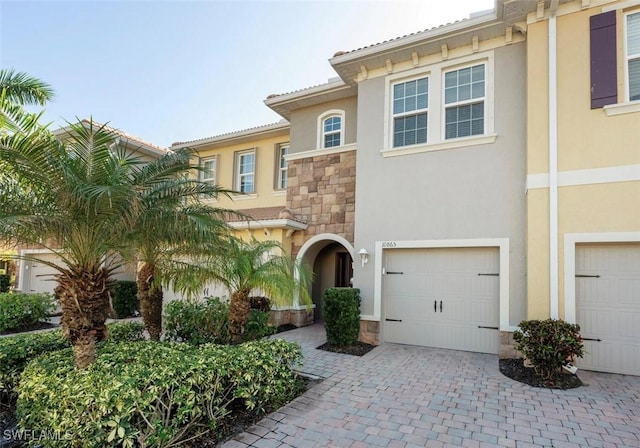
[[286, 150, 356, 256]]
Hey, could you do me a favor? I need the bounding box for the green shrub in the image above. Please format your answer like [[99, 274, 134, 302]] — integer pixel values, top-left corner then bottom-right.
[[0, 292, 55, 332], [513, 318, 584, 384], [323, 287, 361, 346], [0, 322, 145, 407], [17, 339, 302, 447], [110, 280, 138, 318], [248, 296, 271, 312], [0, 274, 10, 292], [106, 321, 146, 343], [244, 309, 276, 341], [164, 297, 229, 345]]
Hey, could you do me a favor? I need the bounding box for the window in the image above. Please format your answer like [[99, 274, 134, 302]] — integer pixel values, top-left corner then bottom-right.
[[444, 64, 485, 139], [627, 11, 640, 101], [200, 157, 216, 183], [235, 150, 255, 193], [277, 143, 289, 190], [392, 77, 428, 147], [323, 116, 342, 148]]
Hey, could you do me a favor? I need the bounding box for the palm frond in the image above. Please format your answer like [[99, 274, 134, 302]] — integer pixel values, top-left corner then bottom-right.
[[0, 69, 54, 106]]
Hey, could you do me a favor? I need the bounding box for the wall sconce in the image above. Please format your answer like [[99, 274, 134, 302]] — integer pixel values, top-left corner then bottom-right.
[[358, 248, 369, 267]]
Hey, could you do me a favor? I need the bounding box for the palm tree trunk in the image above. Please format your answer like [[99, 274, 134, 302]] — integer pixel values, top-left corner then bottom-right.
[[138, 262, 163, 341], [56, 268, 111, 369], [228, 289, 250, 344]]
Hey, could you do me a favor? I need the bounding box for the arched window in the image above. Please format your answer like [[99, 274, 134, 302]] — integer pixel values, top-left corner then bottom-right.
[[318, 110, 345, 148]]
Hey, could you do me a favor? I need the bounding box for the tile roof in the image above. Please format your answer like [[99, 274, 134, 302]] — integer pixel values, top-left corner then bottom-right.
[[226, 206, 306, 224], [171, 120, 289, 148], [79, 119, 168, 154]]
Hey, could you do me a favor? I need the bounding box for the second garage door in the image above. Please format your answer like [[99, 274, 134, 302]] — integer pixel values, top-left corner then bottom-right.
[[383, 247, 500, 354]]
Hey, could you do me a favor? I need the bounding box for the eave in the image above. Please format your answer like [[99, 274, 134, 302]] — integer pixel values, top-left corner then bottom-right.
[[171, 121, 290, 150]]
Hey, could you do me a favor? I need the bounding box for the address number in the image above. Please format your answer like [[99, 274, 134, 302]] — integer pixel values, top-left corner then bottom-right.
[[382, 241, 397, 248]]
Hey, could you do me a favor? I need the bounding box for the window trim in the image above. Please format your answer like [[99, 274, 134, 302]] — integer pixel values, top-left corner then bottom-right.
[[442, 62, 487, 140], [625, 10, 640, 102], [234, 149, 256, 194], [317, 109, 345, 149], [200, 156, 217, 184], [383, 51, 494, 155], [275, 142, 289, 190]]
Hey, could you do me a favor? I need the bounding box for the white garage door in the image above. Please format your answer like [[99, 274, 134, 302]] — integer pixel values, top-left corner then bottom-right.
[[24, 253, 64, 294], [383, 247, 500, 354], [575, 243, 640, 375]]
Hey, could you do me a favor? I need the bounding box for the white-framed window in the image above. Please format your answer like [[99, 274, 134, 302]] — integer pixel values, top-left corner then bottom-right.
[[384, 52, 494, 155], [444, 63, 486, 139], [626, 11, 640, 101], [200, 157, 217, 183], [277, 143, 289, 190], [235, 150, 255, 193], [317, 110, 345, 149], [392, 76, 429, 147]]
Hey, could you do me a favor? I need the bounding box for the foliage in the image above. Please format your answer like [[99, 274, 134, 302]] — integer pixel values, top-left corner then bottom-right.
[[0, 322, 146, 408], [111, 280, 138, 318], [513, 318, 584, 384], [244, 309, 276, 341], [0, 274, 11, 292], [164, 297, 230, 345], [16, 339, 302, 447], [248, 296, 271, 312], [0, 292, 54, 332], [323, 288, 361, 346]]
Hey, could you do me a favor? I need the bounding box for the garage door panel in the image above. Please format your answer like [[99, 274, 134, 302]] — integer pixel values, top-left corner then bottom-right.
[[576, 243, 640, 375], [383, 247, 499, 354]]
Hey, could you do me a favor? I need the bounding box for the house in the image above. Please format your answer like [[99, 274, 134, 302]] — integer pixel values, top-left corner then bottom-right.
[[168, 122, 312, 327], [525, 0, 640, 375], [15, 121, 169, 294], [266, 1, 532, 355]]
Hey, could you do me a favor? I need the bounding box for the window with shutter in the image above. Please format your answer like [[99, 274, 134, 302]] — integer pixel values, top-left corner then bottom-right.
[[627, 11, 640, 101]]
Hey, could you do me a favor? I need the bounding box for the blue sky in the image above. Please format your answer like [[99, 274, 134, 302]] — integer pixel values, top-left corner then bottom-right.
[[1, 0, 493, 148]]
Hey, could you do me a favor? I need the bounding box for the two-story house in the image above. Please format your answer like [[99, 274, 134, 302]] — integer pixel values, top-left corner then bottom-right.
[[525, 0, 640, 375]]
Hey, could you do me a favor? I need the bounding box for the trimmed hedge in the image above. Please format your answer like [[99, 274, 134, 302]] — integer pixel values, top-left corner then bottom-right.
[[0, 322, 146, 407], [17, 339, 302, 447], [0, 292, 55, 332], [323, 287, 361, 346], [164, 297, 275, 345], [514, 318, 584, 384], [110, 280, 138, 318]]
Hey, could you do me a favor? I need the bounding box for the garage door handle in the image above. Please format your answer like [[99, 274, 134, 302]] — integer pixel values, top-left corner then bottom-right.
[[434, 300, 437, 312], [583, 337, 602, 342], [478, 326, 499, 330], [385, 318, 402, 322], [440, 300, 443, 312], [575, 274, 600, 278]]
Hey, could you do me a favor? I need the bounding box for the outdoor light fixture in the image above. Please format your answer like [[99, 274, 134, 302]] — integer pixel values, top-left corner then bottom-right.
[[358, 248, 369, 267]]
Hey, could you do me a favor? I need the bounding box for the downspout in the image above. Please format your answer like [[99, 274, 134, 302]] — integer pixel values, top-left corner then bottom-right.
[[548, 1, 559, 319]]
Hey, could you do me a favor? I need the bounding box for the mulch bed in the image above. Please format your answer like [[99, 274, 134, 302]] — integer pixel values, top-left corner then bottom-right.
[[316, 341, 376, 356], [0, 321, 58, 336], [499, 358, 583, 389]]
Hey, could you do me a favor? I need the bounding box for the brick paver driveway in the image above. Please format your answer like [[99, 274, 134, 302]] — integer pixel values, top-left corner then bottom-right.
[[223, 324, 640, 448]]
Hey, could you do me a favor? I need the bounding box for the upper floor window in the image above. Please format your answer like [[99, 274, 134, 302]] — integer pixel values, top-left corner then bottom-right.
[[200, 157, 216, 183], [277, 143, 289, 190], [444, 64, 485, 139], [235, 150, 255, 194], [317, 110, 345, 149], [627, 11, 640, 101], [392, 77, 428, 147], [323, 116, 342, 148]]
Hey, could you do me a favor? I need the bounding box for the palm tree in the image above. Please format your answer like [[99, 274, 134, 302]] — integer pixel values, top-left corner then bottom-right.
[[128, 151, 235, 341], [173, 237, 312, 343], [0, 69, 54, 135]]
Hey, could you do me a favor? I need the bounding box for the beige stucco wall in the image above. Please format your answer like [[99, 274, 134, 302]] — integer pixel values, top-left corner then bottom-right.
[[193, 133, 290, 211], [289, 96, 358, 153], [526, 2, 640, 318]]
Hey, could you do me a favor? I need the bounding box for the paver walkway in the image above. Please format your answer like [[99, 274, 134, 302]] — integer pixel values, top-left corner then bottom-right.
[[222, 324, 640, 448]]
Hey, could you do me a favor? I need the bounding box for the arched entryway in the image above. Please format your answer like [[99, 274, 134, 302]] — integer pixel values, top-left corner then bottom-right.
[[296, 234, 355, 323]]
